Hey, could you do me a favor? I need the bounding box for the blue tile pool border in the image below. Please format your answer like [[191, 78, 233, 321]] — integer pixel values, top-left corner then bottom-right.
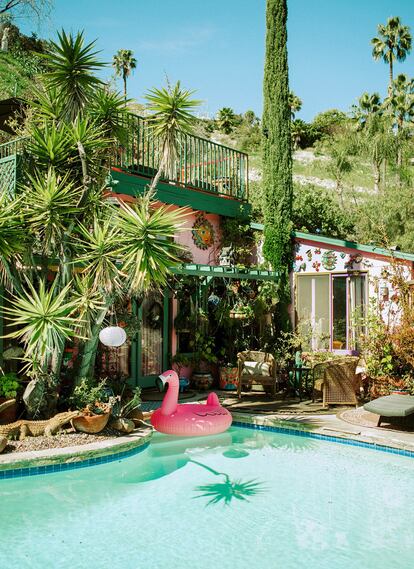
[[232, 420, 414, 459], [0, 441, 150, 480]]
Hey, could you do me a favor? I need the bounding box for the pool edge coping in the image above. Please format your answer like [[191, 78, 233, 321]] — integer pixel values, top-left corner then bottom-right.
[[0, 428, 152, 479], [231, 412, 414, 458]]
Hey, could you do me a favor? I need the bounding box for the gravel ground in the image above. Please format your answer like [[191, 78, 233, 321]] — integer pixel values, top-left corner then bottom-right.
[[2, 426, 123, 454]]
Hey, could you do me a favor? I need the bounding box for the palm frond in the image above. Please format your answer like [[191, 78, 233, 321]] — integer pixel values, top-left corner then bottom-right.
[[22, 168, 82, 255], [116, 197, 190, 295], [41, 30, 105, 120], [76, 217, 123, 295], [3, 279, 79, 365]]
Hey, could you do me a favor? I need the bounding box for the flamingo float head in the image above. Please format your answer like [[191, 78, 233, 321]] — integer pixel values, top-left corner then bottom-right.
[[157, 369, 179, 392]]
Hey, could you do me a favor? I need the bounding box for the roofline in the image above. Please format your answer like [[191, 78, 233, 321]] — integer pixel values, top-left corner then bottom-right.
[[250, 223, 414, 263]]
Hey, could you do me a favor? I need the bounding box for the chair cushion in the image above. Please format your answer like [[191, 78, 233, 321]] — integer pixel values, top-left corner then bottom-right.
[[364, 394, 414, 417], [242, 361, 271, 376]]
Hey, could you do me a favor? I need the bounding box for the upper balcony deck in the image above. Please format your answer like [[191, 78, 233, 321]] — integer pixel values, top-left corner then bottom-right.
[[115, 114, 249, 201], [0, 116, 249, 215]]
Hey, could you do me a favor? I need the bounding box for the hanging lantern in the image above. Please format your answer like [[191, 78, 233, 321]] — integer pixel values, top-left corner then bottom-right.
[[99, 326, 127, 347]]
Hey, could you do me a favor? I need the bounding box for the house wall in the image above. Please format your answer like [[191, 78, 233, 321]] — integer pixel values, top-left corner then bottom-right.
[[291, 237, 414, 350], [174, 211, 222, 265]]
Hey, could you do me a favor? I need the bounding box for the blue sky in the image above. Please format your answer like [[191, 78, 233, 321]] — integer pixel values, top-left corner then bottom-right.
[[20, 0, 414, 121]]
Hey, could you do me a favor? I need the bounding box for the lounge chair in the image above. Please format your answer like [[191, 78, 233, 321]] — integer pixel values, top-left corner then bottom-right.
[[237, 351, 277, 399], [364, 394, 414, 427]]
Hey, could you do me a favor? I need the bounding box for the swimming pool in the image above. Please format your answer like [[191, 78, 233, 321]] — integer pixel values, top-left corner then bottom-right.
[[1, 425, 413, 569]]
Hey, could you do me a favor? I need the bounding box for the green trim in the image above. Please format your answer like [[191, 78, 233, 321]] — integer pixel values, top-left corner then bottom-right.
[[170, 263, 279, 281], [111, 169, 251, 219], [250, 223, 414, 263], [162, 290, 169, 370]]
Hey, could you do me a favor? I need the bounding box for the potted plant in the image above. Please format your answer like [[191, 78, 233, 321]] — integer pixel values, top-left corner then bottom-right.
[[109, 387, 142, 433], [190, 332, 218, 390], [0, 372, 21, 423], [171, 352, 193, 380], [69, 378, 112, 434]]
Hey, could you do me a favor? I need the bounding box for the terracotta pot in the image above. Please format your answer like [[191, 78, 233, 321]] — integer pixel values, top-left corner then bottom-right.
[[72, 412, 110, 434], [0, 398, 17, 425], [219, 367, 239, 391]]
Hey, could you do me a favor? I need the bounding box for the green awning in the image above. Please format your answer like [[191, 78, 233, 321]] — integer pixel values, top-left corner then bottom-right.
[[169, 263, 278, 281]]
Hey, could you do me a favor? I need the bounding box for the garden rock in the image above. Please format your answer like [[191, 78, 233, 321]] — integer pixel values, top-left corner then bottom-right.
[[0, 436, 7, 453], [110, 417, 135, 434]]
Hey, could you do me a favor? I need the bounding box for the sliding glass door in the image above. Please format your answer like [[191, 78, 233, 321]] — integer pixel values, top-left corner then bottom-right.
[[296, 273, 366, 352]]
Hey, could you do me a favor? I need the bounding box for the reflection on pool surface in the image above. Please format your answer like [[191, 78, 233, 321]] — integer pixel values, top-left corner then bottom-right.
[[1, 426, 413, 569]]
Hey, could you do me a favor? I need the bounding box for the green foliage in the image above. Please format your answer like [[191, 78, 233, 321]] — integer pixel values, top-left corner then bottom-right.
[[190, 332, 218, 367], [112, 48, 137, 98], [42, 30, 105, 120], [292, 184, 355, 239], [216, 107, 238, 134], [145, 80, 201, 187], [3, 279, 79, 368], [0, 372, 20, 399], [262, 0, 293, 330], [311, 109, 348, 137], [69, 377, 109, 413]]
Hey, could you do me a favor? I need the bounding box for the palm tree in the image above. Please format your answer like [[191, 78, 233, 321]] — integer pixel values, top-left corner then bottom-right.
[[371, 17, 412, 91], [145, 81, 201, 191], [384, 74, 414, 130], [112, 49, 137, 101], [384, 74, 414, 167], [288, 90, 302, 120], [217, 107, 237, 134], [351, 92, 382, 128]]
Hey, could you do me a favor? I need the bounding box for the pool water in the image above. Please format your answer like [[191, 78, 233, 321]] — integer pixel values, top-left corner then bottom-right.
[[1, 426, 413, 569]]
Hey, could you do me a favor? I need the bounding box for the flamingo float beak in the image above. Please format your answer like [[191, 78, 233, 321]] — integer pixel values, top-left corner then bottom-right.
[[156, 372, 170, 392]]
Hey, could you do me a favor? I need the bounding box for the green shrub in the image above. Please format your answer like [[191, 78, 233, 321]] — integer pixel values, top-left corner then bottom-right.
[[0, 372, 20, 399]]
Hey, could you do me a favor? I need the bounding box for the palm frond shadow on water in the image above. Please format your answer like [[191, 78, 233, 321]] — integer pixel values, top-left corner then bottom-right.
[[190, 459, 266, 506]]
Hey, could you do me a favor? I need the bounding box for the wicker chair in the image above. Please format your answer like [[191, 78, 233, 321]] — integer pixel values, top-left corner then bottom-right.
[[314, 357, 359, 408], [237, 351, 277, 399]]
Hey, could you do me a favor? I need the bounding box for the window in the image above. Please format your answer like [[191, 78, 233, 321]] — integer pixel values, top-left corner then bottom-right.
[[296, 273, 366, 351]]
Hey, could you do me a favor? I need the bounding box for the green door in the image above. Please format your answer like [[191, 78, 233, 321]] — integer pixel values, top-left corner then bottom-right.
[[134, 293, 169, 388]]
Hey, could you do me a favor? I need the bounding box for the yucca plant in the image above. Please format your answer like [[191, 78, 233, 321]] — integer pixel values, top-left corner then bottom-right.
[[0, 193, 27, 290], [27, 122, 73, 172], [3, 279, 80, 370], [145, 81, 201, 190], [76, 216, 123, 295], [22, 168, 81, 255], [42, 30, 105, 120], [116, 197, 189, 295]]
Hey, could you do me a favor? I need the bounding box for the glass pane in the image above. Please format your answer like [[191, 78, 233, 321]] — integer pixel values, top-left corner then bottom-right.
[[141, 295, 164, 376], [296, 276, 312, 350], [314, 276, 330, 350], [349, 275, 366, 350], [296, 275, 330, 350], [332, 277, 347, 349]]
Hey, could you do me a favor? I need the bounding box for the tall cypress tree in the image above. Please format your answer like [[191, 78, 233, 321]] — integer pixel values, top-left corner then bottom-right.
[[262, 0, 293, 331]]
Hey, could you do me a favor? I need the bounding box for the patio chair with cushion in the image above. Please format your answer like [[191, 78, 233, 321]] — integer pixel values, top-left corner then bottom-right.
[[314, 357, 359, 408], [237, 351, 277, 399]]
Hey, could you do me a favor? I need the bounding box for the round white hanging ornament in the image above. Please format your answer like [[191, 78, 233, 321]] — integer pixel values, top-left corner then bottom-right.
[[99, 326, 127, 347]]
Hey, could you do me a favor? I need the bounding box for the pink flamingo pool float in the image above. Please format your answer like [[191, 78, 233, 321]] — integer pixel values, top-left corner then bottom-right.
[[151, 370, 232, 436]]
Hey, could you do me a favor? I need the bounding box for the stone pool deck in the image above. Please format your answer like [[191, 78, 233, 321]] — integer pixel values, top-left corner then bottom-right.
[[231, 409, 414, 454]]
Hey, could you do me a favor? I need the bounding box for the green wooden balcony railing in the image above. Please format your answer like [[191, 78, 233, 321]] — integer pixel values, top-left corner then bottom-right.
[[115, 115, 249, 201], [0, 117, 249, 202]]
